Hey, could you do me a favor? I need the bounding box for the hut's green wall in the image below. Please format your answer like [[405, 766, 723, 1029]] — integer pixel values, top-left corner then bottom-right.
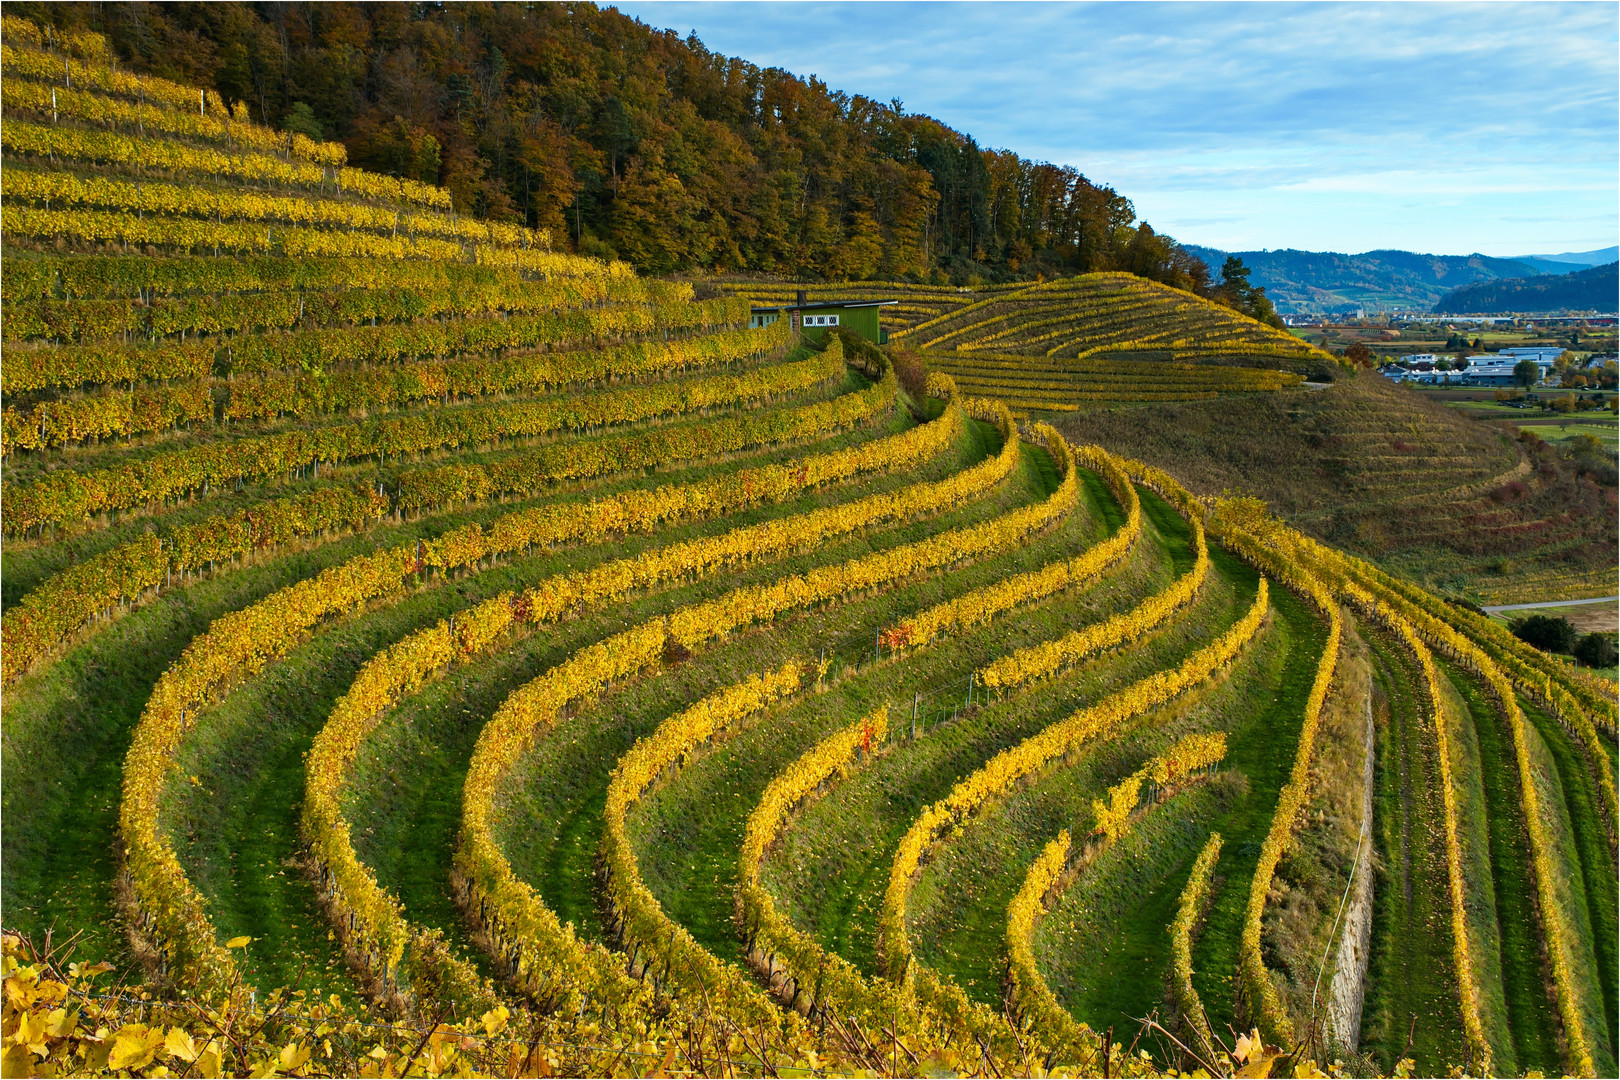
[[779, 304, 886, 344]]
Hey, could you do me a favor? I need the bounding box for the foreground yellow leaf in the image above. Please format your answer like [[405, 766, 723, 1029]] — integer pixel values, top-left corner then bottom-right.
[[107, 1024, 166, 1071]]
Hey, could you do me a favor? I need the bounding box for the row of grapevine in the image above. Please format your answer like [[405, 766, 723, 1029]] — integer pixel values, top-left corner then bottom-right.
[[1004, 733, 1227, 1046], [118, 358, 957, 993], [1211, 523, 1341, 1046], [119, 542, 421, 989], [1003, 832, 1093, 1059], [2, 483, 386, 683], [2, 40, 232, 117], [938, 351, 1290, 379], [1, 15, 119, 57], [3, 73, 346, 167], [933, 382, 1274, 405], [921, 358, 1307, 414], [1168, 833, 1224, 1058], [889, 439, 1140, 650], [2, 253, 628, 308], [3, 379, 211, 450], [6, 293, 747, 393], [3, 204, 528, 265], [298, 401, 958, 1005], [601, 664, 808, 1030], [389, 356, 895, 512], [3, 272, 671, 344], [1090, 732, 1227, 842], [6, 321, 785, 448], [1, 356, 921, 685], [1372, 570, 1618, 743], [458, 403, 1094, 1014], [6, 169, 541, 250], [977, 510, 1208, 690], [1, 119, 455, 212], [878, 579, 1270, 987], [1344, 583, 1492, 1073], [1290, 537, 1603, 1076], [7, 332, 806, 534], [942, 392, 1220, 416], [3, 339, 213, 392], [212, 295, 748, 377], [2, 205, 471, 260], [1170, 344, 1323, 363], [915, 291, 1153, 351], [734, 708, 908, 1028], [935, 358, 1302, 391]]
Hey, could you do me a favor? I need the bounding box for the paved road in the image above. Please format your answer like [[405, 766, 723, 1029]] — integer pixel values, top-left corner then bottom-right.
[[1483, 595, 1619, 614]]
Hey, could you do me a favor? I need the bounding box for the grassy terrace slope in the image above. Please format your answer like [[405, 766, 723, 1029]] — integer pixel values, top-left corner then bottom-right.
[[1062, 373, 1617, 604], [719, 277, 1614, 603], [3, 18, 1616, 1080]]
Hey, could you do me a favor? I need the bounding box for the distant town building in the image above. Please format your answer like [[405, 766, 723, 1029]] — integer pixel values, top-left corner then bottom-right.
[[1382, 351, 1560, 386], [1460, 353, 1556, 386], [1497, 347, 1564, 363]]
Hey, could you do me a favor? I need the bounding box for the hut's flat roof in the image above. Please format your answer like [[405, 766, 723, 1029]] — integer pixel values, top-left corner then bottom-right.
[[749, 299, 899, 313]]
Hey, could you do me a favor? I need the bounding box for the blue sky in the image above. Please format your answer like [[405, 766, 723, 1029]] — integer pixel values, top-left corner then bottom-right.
[[610, 1, 1618, 258]]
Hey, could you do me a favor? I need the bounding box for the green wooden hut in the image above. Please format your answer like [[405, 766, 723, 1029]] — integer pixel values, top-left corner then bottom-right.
[[750, 291, 898, 344]]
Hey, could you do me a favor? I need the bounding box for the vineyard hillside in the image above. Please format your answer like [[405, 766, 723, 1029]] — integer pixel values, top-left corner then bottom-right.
[[721, 277, 1614, 602], [3, 18, 1616, 1080]]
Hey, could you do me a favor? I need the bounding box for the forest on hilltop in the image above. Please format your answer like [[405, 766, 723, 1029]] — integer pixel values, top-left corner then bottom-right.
[[11, 0, 1230, 292], [1434, 261, 1620, 315]]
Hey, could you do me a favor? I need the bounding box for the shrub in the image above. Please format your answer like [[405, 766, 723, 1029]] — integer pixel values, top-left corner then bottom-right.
[[887, 346, 929, 401], [1488, 480, 1529, 504], [1512, 613, 1579, 654], [1573, 632, 1617, 668]]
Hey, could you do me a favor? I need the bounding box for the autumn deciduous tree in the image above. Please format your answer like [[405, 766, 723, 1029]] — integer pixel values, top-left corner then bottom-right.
[[13, 0, 1211, 287]]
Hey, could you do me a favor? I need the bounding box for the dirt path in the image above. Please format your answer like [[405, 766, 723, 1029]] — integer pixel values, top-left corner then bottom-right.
[[1483, 596, 1618, 612], [1326, 673, 1377, 1052]]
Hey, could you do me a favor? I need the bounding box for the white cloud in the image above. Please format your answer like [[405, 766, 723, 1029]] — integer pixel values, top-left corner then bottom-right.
[[609, 1, 1618, 254]]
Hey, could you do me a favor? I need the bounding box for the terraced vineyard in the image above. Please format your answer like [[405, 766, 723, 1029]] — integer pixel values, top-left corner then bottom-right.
[[921, 352, 1304, 415], [719, 275, 1331, 414], [4, 20, 1617, 1079]]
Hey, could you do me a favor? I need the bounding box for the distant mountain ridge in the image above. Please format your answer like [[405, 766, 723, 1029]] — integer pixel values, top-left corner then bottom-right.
[[1181, 245, 1551, 313], [1432, 261, 1619, 314], [1518, 246, 1619, 267]]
